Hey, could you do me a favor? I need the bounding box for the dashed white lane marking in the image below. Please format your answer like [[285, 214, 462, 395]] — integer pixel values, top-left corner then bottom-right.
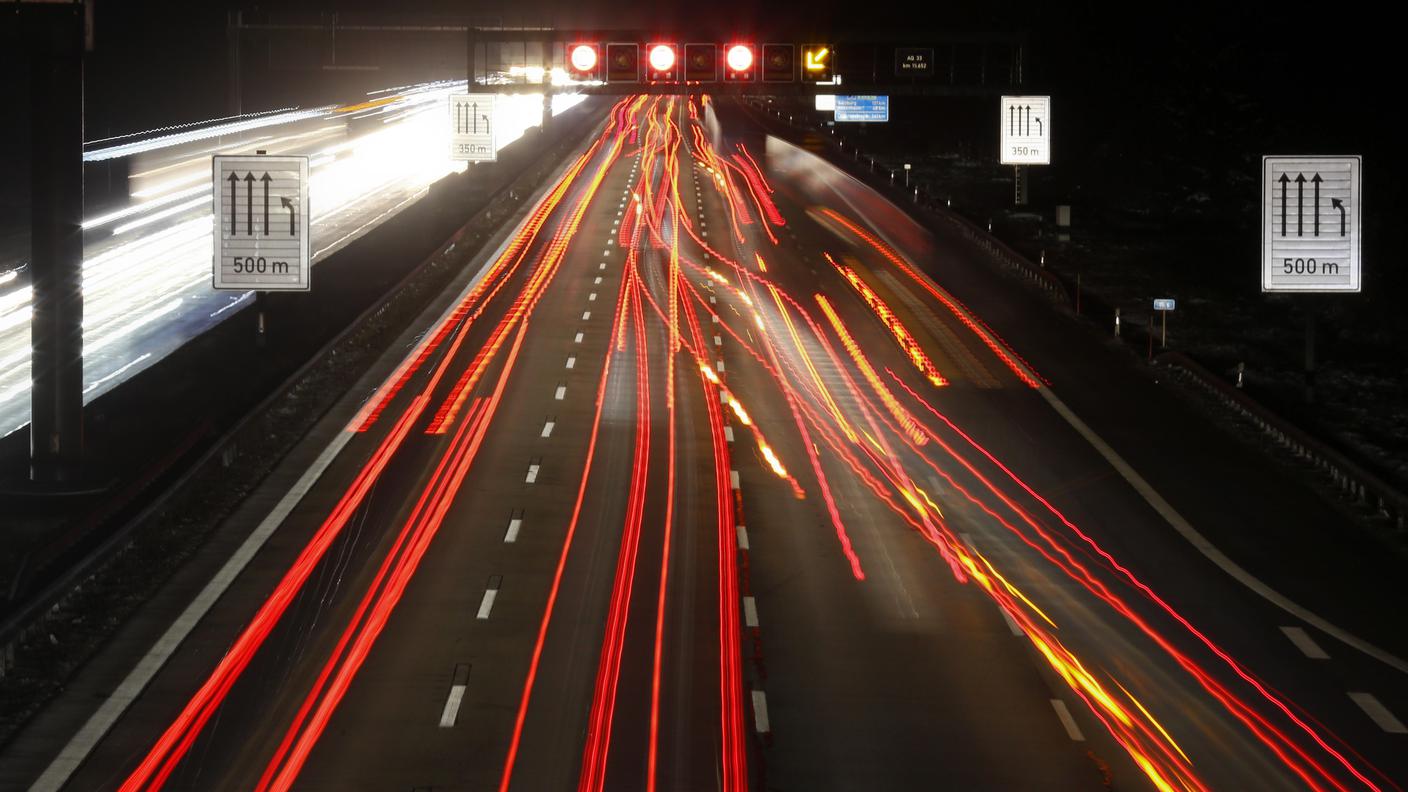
[[565, 356, 576, 369], [709, 295, 716, 304], [724, 426, 734, 443], [541, 420, 555, 438], [574, 332, 584, 343], [743, 596, 759, 628], [525, 464, 540, 484], [594, 276, 603, 284], [581, 311, 591, 321], [599, 262, 607, 270], [616, 210, 622, 216], [751, 690, 771, 733], [715, 360, 725, 373], [736, 524, 750, 549], [29, 423, 357, 792], [477, 577, 501, 620], [1348, 692, 1408, 733], [555, 385, 567, 400], [505, 517, 522, 543], [603, 249, 611, 256], [711, 314, 719, 323], [588, 292, 597, 301], [1050, 699, 1086, 741], [439, 684, 467, 728], [713, 335, 722, 346], [730, 470, 740, 490], [1281, 626, 1330, 660]]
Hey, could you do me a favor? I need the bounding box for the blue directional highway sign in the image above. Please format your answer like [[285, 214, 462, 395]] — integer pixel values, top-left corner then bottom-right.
[[835, 95, 889, 123]]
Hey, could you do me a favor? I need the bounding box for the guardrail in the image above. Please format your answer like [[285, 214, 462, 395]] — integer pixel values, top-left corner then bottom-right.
[[1157, 351, 1408, 534], [0, 104, 606, 685]]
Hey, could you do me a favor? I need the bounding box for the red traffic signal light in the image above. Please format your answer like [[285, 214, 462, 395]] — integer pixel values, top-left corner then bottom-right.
[[568, 43, 599, 80], [762, 43, 795, 82], [646, 43, 678, 81], [684, 43, 717, 82], [724, 44, 754, 81], [606, 43, 639, 83]]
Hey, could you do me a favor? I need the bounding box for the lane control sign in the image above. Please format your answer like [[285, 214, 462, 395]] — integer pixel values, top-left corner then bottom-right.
[[451, 93, 497, 162], [1000, 95, 1050, 165], [1262, 156, 1361, 292], [212, 155, 310, 291]]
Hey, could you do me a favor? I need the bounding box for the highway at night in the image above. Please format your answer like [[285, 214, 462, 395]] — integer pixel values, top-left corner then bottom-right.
[[6, 93, 1404, 792]]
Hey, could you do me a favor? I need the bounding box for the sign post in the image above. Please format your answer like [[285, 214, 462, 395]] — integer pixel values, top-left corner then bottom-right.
[[1261, 155, 1362, 400], [450, 93, 497, 162], [1153, 298, 1175, 348]]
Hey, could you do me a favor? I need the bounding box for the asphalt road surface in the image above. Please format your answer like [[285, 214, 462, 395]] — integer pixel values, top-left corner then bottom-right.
[[5, 95, 1405, 792]]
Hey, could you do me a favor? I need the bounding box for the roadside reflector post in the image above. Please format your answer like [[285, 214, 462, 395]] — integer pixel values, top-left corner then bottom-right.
[[1114, 307, 1121, 337]]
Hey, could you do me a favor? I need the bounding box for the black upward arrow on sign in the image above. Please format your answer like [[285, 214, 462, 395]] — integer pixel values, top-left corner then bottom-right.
[[243, 172, 255, 236], [1009, 104, 1015, 135], [1295, 173, 1306, 237], [260, 172, 272, 234], [227, 172, 239, 235]]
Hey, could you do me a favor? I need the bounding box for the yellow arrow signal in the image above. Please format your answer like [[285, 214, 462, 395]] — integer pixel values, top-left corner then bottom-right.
[[804, 46, 830, 71]]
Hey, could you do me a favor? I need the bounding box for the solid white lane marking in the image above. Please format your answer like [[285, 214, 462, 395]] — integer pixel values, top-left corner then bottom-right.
[[588, 292, 597, 301], [1036, 384, 1408, 676], [751, 690, 771, 733], [1348, 692, 1408, 733], [581, 311, 591, 321], [505, 517, 522, 543], [565, 356, 576, 369], [730, 470, 740, 490], [555, 385, 566, 400], [477, 588, 499, 620], [525, 464, 540, 484], [574, 332, 584, 343], [743, 596, 759, 627], [439, 684, 467, 728], [30, 426, 356, 792], [1282, 626, 1330, 660], [1051, 699, 1085, 741], [724, 426, 734, 443], [541, 420, 555, 438], [736, 524, 750, 549]]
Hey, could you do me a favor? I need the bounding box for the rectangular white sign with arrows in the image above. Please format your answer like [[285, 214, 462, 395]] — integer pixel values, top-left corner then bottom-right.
[[1262, 156, 1361, 292], [1000, 95, 1050, 165], [450, 93, 497, 162], [211, 155, 310, 291]]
